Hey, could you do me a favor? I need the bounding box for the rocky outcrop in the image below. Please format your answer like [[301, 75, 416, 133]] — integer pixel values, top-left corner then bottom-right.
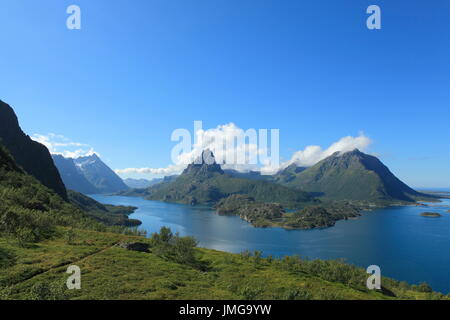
[[118, 242, 150, 253]]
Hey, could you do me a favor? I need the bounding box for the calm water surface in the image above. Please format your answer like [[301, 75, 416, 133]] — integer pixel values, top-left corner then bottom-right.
[[91, 194, 450, 293]]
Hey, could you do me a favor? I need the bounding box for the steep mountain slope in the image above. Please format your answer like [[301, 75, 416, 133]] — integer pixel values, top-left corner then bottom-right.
[[68, 154, 128, 194], [0, 144, 97, 240], [0, 143, 139, 236], [146, 150, 313, 207], [52, 155, 98, 194], [0, 100, 67, 198], [277, 149, 435, 202], [273, 163, 307, 184]]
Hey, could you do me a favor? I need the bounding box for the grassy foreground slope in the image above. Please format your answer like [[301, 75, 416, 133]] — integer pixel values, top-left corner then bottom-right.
[[0, 227, 446, 300]]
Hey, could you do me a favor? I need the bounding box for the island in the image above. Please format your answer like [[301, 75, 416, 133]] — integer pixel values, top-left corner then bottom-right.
[[214, 194, 361, 229], [420, 212, 442, 218]]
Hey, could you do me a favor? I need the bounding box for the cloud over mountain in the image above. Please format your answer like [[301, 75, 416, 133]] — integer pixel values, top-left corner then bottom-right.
[[115, 123, 372, 178], [116, 122, 271, 177], [281, 133, 372, 169], [32, 133, 99, 158]]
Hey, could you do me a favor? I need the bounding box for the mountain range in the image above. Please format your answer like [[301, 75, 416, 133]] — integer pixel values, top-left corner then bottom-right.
[[128, 148, 436, 208], [52, 153, 129, 194], [0, 99, 435, 214], [129, 150, 314, 207], [0, 101, 138, 228]]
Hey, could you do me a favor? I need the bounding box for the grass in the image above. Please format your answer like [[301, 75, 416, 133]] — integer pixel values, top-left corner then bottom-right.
[[0, 227, 447, 300]]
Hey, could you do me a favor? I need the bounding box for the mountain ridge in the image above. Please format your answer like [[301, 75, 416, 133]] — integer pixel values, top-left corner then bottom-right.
[[0, 100, 67, 198], [53, 153, 129, 194], [275, 149, 435, 203]]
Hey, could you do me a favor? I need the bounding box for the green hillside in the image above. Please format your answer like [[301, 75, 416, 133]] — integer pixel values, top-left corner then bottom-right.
[[277, 149, 437, 203], [0, 144, 139, 244], [145, 150, 313, 208], [0, 226, 445, 300]]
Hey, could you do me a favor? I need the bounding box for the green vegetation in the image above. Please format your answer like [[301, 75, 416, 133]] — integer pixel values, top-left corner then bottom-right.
[[0, 226, 446, 300], [149, 227, 208, 270], [146, 171, 313, 208], [2, 101, 447, 300], [215, 195, 285, 227], [275, 149, 437, 203], [420, 212, 441, 218], [283, 204, 361, 229], [67, 190, 140, 227], [0, 145, 141, 248], [214, 195, 362, 229], [0, 144, 446, 300], [137, 151, 314, 208]]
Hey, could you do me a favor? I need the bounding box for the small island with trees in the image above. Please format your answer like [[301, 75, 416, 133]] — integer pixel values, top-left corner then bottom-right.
[[214, 194, 362, 229], [420, 212, 442, 218]]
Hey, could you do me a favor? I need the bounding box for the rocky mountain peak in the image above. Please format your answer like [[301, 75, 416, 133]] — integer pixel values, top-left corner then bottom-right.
[[182, 149, 224, 176]]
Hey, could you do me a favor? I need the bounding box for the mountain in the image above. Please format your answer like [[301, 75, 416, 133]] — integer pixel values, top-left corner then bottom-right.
[[273, 163, 307, 184], [0, 144, 441, 300], [0, 100, 67, 198], [74, 154, 128, 193], [144, 150, 313, 207], [124, 178, 161, 189], [0, 143, 98, 237], [276, 149, 435, 203], [52, 154, 98, 194], [53, 153, 129, 194]]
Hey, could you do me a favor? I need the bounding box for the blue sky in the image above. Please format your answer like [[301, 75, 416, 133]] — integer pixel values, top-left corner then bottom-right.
[[0, 0, 449, 187]]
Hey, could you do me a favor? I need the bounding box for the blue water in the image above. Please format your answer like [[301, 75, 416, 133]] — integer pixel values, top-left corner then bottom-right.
[[91, 194, 450, 294]]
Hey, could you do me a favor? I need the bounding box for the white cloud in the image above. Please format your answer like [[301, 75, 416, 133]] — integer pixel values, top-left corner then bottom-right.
[[175, 123, 267, 171], [115, 125, 372, 178], [279, 133, 372, 169], [115, 123, 267, 177], [31, 133, 99, 158]]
